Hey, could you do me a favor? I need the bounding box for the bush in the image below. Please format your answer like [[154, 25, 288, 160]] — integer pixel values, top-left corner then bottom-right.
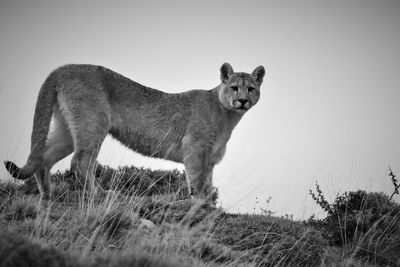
[[4, 196, 38, 221], [354, 210, 400, 266], [213, 213, 328, 266], [309, 185, 400, 246], [308, 169, 400, 266], [15, 164, 220, 204], [49, 165, 191, 200]]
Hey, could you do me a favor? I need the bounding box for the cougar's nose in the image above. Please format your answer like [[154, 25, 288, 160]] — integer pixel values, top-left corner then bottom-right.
[[238, 99, 248, 105]]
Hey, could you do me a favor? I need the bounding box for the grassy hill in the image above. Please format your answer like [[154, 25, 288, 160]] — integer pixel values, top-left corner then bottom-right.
[[0, 165, 399, 266]]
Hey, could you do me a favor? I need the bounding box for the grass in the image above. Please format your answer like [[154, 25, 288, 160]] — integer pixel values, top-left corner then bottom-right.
[[0, 165, 399, 266]]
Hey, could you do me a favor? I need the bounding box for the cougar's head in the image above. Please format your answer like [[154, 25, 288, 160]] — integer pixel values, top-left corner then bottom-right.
[[218, 63, 265, 114]]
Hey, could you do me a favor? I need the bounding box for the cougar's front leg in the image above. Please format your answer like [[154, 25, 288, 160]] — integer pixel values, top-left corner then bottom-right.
[[182, 148, 214, 199]]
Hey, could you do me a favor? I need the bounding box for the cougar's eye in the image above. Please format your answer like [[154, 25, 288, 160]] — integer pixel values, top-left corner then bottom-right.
[[248, 87, 256, 93], [231, 86, 239, 92]]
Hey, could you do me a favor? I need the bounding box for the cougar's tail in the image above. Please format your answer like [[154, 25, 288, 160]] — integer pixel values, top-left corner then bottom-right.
[[4, 71, 58, 180]]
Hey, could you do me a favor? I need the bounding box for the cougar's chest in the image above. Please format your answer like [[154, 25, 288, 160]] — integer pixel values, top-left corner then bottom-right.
[[210, 143, 227, 164], [209, 130, 230, 165], [207, 113, 236, 165]]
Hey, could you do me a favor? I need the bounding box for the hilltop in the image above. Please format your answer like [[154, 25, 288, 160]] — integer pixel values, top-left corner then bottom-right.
[[0, 165, 399, 266]]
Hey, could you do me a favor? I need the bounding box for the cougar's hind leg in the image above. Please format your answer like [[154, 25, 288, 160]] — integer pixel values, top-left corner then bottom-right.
[[37, 109, 74, 200], [70, 132, 107, 195], [57, 85, 111, 196], [67, 109, 108, 195], [34, 165, 51, 201], [43, 110, 74, 169]]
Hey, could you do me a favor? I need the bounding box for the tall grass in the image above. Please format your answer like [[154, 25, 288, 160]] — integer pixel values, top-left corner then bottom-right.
[[1, 165, 399, 266]]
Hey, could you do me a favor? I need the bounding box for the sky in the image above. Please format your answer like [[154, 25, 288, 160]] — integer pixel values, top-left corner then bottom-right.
[[0, 0, 399, 219]]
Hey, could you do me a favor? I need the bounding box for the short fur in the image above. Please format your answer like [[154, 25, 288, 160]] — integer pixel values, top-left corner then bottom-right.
[[4, 63, 265, 199]]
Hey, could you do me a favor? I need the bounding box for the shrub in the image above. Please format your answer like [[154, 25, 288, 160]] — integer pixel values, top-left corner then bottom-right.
[[0, 180, 18, 198], [308, 168, 400, 266], [388, 166, 400, 200], [213, 213, 327, 266], [97, 165, 190, 199], [4, 196, 38, 221], [104, 209, 132, 238], [49, 165, 192, 200], [138, 197, 219, 227], [353, 210, 400, 266], [309, 185, 400, 246], [13, 164, 220, 204], [0, 180, 18, 213]]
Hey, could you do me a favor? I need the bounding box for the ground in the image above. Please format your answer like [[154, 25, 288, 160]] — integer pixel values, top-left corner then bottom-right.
[[0, 165, 398, 266]]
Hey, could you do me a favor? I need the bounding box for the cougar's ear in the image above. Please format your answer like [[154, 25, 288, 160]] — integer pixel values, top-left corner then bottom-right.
[[220, 63, 234, 83], [251, 65, 265, 86]]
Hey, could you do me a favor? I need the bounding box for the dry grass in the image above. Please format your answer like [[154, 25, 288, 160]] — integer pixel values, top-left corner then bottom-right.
[[0, 166, 399, 266]]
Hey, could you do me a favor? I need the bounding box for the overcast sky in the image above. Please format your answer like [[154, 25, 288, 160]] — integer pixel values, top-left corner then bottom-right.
[[1, 0, 399, 219]]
